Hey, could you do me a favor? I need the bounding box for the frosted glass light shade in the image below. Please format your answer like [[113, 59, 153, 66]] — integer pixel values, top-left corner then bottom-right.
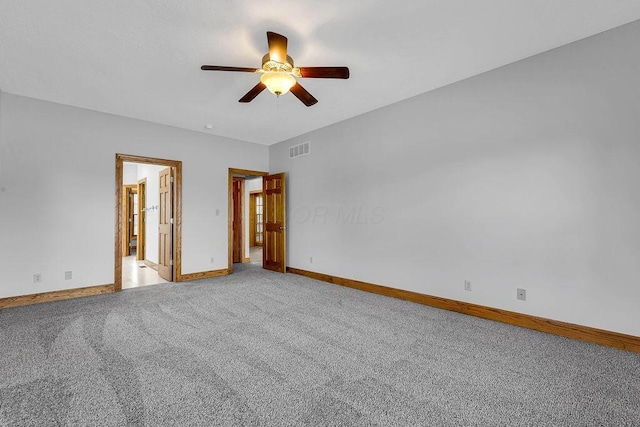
[[260, 72, 296, 96]]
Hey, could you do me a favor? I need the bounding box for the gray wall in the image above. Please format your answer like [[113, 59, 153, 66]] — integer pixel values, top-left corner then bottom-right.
[[270, 21, 640, 336], [122, 163, 138, 185], [0, 93, 268, 298]]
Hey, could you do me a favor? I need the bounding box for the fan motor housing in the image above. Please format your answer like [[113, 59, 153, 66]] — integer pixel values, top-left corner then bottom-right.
[[261, 54, 295, 72]]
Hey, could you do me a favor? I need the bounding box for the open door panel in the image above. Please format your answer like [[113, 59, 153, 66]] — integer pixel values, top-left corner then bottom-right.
[[158, 167, 173, 281], [263, 173, 286, 273], [232, 177, 244, 263]]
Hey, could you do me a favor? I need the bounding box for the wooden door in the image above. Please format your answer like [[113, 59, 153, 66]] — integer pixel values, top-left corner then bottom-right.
[[232, 177, 244, 263], [263, 173, 286, 273], [249, 194, 257, 246], [255, 193, 264, 246], [137, 179, 146, 261], [250, 192, 264, 247], [158, 167, 173, 281], [128, 189, 137, 254], [122, 185, 137, 256]]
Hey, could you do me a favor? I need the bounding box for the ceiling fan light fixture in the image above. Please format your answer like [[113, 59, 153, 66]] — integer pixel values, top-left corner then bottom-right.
[[201, 31, 348, 106], [260, 72, 296, 96]]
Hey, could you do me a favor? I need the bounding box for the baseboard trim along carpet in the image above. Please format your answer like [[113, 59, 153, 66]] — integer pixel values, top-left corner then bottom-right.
[[178, 268, 230, 282], [0, 284, 115, 309], [0, 268, 230, 309], [287, 267, 640, 354]]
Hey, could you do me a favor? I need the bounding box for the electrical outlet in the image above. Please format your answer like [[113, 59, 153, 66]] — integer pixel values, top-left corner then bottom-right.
[[65, 271, 72, 280], [517, 288, 526, 301], [310, 257, 313, 264], [33, 273, 42, 283], [464, 280, 471, 291]]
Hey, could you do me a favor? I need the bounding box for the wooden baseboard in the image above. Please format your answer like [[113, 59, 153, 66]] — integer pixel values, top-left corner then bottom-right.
[[242, 257, 251, 264], [1, 266, 230, 309], [178, 269, 229, 282], [287, 267, 640, 354], [144, 259, 158, 270], [0, 284, 115, 310]]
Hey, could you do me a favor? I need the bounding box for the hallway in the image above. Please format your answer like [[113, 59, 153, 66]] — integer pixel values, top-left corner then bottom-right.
[[121, 255, 168, 289]]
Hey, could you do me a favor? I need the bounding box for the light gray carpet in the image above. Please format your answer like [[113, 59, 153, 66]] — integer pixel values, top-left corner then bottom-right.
[[1, 263, 639, 426]]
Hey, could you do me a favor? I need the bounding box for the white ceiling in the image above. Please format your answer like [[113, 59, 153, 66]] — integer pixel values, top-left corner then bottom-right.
[[1, 1, 640, 145]]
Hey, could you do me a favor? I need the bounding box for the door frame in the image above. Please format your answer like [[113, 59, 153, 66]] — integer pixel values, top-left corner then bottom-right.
[[115, 154, 183, 291], [228, 168, 268, 274]]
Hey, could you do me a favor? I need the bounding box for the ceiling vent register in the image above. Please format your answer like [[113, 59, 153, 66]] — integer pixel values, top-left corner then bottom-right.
[[289, 142, 310, 159]]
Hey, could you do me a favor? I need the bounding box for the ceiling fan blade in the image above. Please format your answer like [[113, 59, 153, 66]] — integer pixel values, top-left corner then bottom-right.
[[239, 82, 267, 103], [290, 82, 318, 107], [267, 31, 288, 63], [298, 67, 350, 79], [201, 65, 259, 72]]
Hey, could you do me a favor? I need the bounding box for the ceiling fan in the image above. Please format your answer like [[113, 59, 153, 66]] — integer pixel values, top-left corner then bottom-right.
[[201, 31, 349, 107]]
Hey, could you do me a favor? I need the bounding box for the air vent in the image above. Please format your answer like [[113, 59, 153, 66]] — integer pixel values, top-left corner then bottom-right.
[[289, 142, 311, 159]]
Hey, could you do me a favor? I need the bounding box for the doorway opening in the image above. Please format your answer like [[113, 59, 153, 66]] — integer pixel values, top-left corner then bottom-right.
[[249, 189, 264, 265], [228, 168, 287, 274], [228, 169, 267, 272], [115, 154, 182, 291]]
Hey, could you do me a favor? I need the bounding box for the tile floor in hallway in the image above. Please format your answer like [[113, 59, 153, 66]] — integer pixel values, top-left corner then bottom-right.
[[250, 246, 262, 264], [122, 255, 168, 289]]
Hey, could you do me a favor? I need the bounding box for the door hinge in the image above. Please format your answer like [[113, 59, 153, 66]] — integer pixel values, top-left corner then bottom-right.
[[170, 259, 173, 266], [170, 176, 174, 183], [170, 218, 174, 224]]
